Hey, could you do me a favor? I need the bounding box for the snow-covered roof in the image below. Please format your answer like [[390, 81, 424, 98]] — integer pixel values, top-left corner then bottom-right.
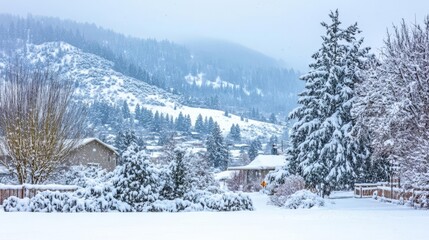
[[146, 145, 163, 151], [215, 170, 239, 181], [0, 137, 119, 156], [228, 155, 286, 170], [74, 138, 119, 155]]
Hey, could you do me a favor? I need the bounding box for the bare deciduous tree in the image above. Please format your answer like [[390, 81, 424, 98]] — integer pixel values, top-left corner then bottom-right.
[[0, 59, 86, 184]]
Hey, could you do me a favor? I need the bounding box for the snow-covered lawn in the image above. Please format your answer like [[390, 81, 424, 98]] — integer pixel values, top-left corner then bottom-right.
[[0, 192, 427, 240]]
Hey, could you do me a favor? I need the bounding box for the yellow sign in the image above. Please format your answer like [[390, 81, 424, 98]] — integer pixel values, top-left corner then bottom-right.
[[261, 181, 267, 188]]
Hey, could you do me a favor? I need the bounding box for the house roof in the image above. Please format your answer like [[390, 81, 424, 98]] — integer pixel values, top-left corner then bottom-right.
[[228, 154, 286, 171], [215, 170, 239, 181], [0, 137, 119, 157], [74, 138, 119, 156]]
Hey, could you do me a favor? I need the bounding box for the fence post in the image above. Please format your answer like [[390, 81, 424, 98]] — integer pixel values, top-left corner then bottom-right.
[[360, 186, 363, 198]]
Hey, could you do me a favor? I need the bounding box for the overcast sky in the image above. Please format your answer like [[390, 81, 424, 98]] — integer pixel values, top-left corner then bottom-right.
[[1, 0, 428, 70]]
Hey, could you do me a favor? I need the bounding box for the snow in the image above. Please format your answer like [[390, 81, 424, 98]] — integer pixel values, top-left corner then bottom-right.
[[228, 154, 286, 170], [185, 73, 238, 89], [0, 192, 427, 240], [214, 170, 238, 181], [0, 165, 8, 175]]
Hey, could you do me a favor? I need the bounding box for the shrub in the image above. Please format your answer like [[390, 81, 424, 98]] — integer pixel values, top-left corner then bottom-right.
[[270, 175, 305, 206], [283, 190, 325, 209]]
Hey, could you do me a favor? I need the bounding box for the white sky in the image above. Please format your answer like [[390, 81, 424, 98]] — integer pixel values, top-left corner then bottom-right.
[[1, 0, 428, 70]]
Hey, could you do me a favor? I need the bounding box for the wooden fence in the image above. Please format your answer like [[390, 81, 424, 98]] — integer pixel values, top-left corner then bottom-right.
[[354, 182, 429, 208], [0, 184, 79, 205]]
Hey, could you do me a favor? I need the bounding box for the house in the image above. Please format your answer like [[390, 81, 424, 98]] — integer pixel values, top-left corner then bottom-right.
[[0, 138, 119, 172], [227, 154, 286, 186], [66, 138, 119, 171]]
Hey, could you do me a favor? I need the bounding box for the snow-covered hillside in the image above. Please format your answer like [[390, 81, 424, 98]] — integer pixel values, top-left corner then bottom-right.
[[18, 42, 181, 109], [144, 104, 283, 138], [0, 42, 284, 139]]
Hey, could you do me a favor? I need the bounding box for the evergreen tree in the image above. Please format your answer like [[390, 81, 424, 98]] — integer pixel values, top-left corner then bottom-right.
[[121, 101, 131, 119], [152, 111, 161, 132], [248, 139, 262, 161], [206, 122, 228, 170], [269, 113, 277, 124], [112, 143, 161, 208], [206, 117, 215, 134], [175, 112, 185, 132], [229, 124, 241, 142], [135, 104, 142, 122], [168, 148, 188, 198], [286, 10, 371, 196], [141, 108, 153, 129], [184, 114, 192, 133], [194, 114, 205, 133], [115, 129, 139, 156]]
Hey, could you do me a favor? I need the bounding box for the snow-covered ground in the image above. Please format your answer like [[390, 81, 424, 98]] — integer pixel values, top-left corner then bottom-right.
[[0, 192, 427, 240]]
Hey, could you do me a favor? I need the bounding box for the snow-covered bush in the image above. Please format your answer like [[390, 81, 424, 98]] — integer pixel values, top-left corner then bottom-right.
[[3, 144, 253, 213], [200, 192, 253, 211], [270, 175, 305, 206], [184, 190, 253, 211], [3, 186, 131, 212], [283, 190, 325, 209], [141, 199, 201, 212], [2, 197, 31, 212], [60, 165, 108, 188], [226, 171, 245, 191], [265, 165, 291, 194]]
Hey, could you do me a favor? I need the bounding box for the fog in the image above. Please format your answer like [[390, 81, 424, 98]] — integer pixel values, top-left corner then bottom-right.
[[1, 0, 428, 70]]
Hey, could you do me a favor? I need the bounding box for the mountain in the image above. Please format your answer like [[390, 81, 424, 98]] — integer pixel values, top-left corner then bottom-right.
[[183, 38, 283, 69], [0, 41, 284, 139], [0, 14, 303, 118]]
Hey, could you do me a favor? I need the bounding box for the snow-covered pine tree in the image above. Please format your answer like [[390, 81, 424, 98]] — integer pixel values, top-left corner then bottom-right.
[[234, 124, 241, 142], [286, 10, 371, 196], [168, 147, 188, 198], [115, 129, 140, 156], [152, 111, 162, 132], [141, 108, 153, 129], [121, 101, 131, 119], [134, 104, 142, 123], [248, 139, 262, 161], [175, 112, 185, 132], [184, 114, 192, 133], [194, 114, 205, 133], [112, 143, 161, 208], [269, 113, 277, 124], [206, 122, 228, 170], [184, 150, 219, 190], [206, 117, 215, 134], [229, 124, 241, 142]]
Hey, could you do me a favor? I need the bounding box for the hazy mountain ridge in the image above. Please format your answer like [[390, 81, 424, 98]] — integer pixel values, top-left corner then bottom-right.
[[0, 41, 284, 139], [0, 14, 302, 116]]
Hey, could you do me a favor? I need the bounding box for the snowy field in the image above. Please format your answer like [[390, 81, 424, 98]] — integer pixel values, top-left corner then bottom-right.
[[0, 192, 427, 240]]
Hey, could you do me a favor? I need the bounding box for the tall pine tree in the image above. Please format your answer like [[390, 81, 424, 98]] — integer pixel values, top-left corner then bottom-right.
[[287, 10, 371, 196], [206, 122, 228, 170]]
